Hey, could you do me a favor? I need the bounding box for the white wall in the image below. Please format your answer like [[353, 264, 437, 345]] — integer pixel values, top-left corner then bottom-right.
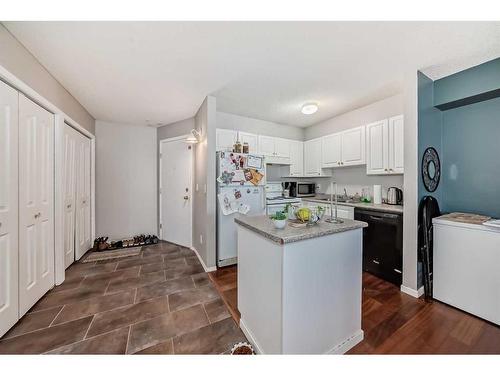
[[0, 24, 95, 134], [192, 96, 217, 269], [216, 111, 304, 141], [402, 73, 419, 294], [95, 121, 157, 239], [157, 117, 195, 141]]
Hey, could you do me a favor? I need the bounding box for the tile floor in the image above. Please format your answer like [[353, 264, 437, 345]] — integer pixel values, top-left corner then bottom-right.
[[0, 242, 246, 354]]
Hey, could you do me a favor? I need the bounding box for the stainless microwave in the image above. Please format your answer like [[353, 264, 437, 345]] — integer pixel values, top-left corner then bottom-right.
[[285, 181, 316, 197]]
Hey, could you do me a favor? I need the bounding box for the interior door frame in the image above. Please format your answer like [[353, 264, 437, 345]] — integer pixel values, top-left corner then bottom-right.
[[159, 135, 193, 247], [0, 64, 96, 287]]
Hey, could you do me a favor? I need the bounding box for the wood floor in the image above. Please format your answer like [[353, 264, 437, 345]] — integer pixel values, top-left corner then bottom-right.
[[209, 266, 500, 354]]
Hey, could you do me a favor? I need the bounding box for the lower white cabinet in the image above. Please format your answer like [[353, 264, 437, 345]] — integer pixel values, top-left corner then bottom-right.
[[18, 94, 55, 316], [304, 202, 354, 220], [0, 80, 19, 338]]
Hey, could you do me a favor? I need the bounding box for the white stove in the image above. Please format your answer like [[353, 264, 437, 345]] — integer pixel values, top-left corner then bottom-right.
[[265, 182, 301, 215]]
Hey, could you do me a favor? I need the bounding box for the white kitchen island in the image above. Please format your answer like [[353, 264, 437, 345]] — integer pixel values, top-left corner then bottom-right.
[[235, 215, 367, 354]]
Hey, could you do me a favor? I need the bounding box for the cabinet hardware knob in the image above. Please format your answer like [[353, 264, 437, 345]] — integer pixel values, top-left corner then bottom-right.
[[67, 204, 72, 209], [183, 195, 189, 200], [34, 212, 41, 219], [384, 168, 388, 171]]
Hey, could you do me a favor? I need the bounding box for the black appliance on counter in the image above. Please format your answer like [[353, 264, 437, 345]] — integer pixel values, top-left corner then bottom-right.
[[355, 208, 403, 286]]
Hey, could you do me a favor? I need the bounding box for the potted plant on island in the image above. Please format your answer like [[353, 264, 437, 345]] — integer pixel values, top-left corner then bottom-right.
[[270, 211, 288, 229]]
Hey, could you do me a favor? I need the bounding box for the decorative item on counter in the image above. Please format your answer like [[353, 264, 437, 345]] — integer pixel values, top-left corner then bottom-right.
[[233, 141, 242, 153], [325, 181, 344, 224], [373, 185, 382, 205], [284, 203, 296, 220], [361, 187, 371, 203], [242, 142, 249, 154], [270, 211, 287, 229]]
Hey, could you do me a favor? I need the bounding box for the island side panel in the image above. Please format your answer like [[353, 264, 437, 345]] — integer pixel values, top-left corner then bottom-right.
[[281, 228, 363, 354], [237, 225, 283, 354]]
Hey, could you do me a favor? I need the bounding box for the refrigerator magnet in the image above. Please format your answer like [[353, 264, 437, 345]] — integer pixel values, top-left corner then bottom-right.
[[247, 155, 263, 169]]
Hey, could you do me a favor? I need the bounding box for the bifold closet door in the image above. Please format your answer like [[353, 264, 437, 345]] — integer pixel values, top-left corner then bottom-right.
[[62, 125, 78, 268], [18, 94, 55, 316], [75, 132, 91, 260], [0, 81, 19, 337]]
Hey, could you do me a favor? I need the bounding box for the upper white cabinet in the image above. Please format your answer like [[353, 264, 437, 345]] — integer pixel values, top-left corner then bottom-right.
[[341, 126, 366, 166], [238, 131, 259, 154], [274, 138, 290, 158], [388, 115, 404, 174], [216, 128, 238, 151], [322, 133, 342, 167], [289, 140, 304, 176], [258, 135, 290, 158], [258, 135, 275, 156], [322, 125, 365, 168], [304, 138, 332, 176], [366, 116, 404, 175]]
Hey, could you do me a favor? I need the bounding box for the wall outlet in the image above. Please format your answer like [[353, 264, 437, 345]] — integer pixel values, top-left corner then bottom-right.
[[199, 234, 203, 244]]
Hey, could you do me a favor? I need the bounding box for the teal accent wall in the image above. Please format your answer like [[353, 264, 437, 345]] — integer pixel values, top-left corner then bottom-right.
[[418, 57, 500, 219], [441, 96, 500, 217], [434, 58, 500, 109]]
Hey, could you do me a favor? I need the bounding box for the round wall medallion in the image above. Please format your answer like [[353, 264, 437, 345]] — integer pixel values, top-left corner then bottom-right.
[[422, 147, 441, 192]]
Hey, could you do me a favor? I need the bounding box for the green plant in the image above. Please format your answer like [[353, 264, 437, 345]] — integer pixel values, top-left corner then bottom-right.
[[284, 203, 292, 213], [270, 211, 287, 221]]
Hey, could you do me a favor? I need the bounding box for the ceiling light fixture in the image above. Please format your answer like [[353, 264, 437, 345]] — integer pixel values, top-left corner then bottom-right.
[[301, 103, 318, 115], [185, 129, 201, 144]]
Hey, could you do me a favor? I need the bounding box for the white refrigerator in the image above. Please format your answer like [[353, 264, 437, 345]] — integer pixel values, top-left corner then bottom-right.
[[216, 151, 266, 267]]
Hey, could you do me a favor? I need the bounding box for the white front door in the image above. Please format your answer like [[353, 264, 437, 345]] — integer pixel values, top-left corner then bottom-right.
[[0, 81, 19, 337], [75, 131, 91, 260], [18, 94, 55, 316], [160, 138, 193, 248], [62, 125, 77, 268]]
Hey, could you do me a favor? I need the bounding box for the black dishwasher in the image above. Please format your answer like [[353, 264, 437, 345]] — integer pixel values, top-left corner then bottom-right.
[[354, 208, 403, 286]]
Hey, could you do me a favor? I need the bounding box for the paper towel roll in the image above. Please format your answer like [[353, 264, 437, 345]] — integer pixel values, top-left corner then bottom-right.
[[373, 185, 382, 205]]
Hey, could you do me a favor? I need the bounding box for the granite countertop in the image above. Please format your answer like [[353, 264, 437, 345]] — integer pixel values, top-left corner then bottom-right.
[[234, 215, 368, 245], [303, 196, 404, 214]]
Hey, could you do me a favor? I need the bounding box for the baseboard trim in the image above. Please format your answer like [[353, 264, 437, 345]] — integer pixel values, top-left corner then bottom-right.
[[240, 317, 363, 355], [326, 330, 364, 354], [239, 318, 264, 354], [400, 284, 425, 298], [190, 246, 217, 272]]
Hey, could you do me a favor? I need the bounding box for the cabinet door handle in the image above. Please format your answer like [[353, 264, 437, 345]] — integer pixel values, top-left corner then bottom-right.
[[393, 268, 402, 274], [67, 204, 72, 209], [372, 260, 380, 265]]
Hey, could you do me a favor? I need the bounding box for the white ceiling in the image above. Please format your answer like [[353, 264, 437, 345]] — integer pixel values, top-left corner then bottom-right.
[[4, 22, 500, 128]]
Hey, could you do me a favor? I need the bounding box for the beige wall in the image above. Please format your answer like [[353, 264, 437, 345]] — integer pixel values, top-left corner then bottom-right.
[[0, 23, 95, 134], [95, 121, 157, 239], [192, 96, 217, 269]]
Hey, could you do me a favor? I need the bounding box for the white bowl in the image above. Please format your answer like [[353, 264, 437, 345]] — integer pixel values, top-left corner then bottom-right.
[[273, 219, 287, 229]]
